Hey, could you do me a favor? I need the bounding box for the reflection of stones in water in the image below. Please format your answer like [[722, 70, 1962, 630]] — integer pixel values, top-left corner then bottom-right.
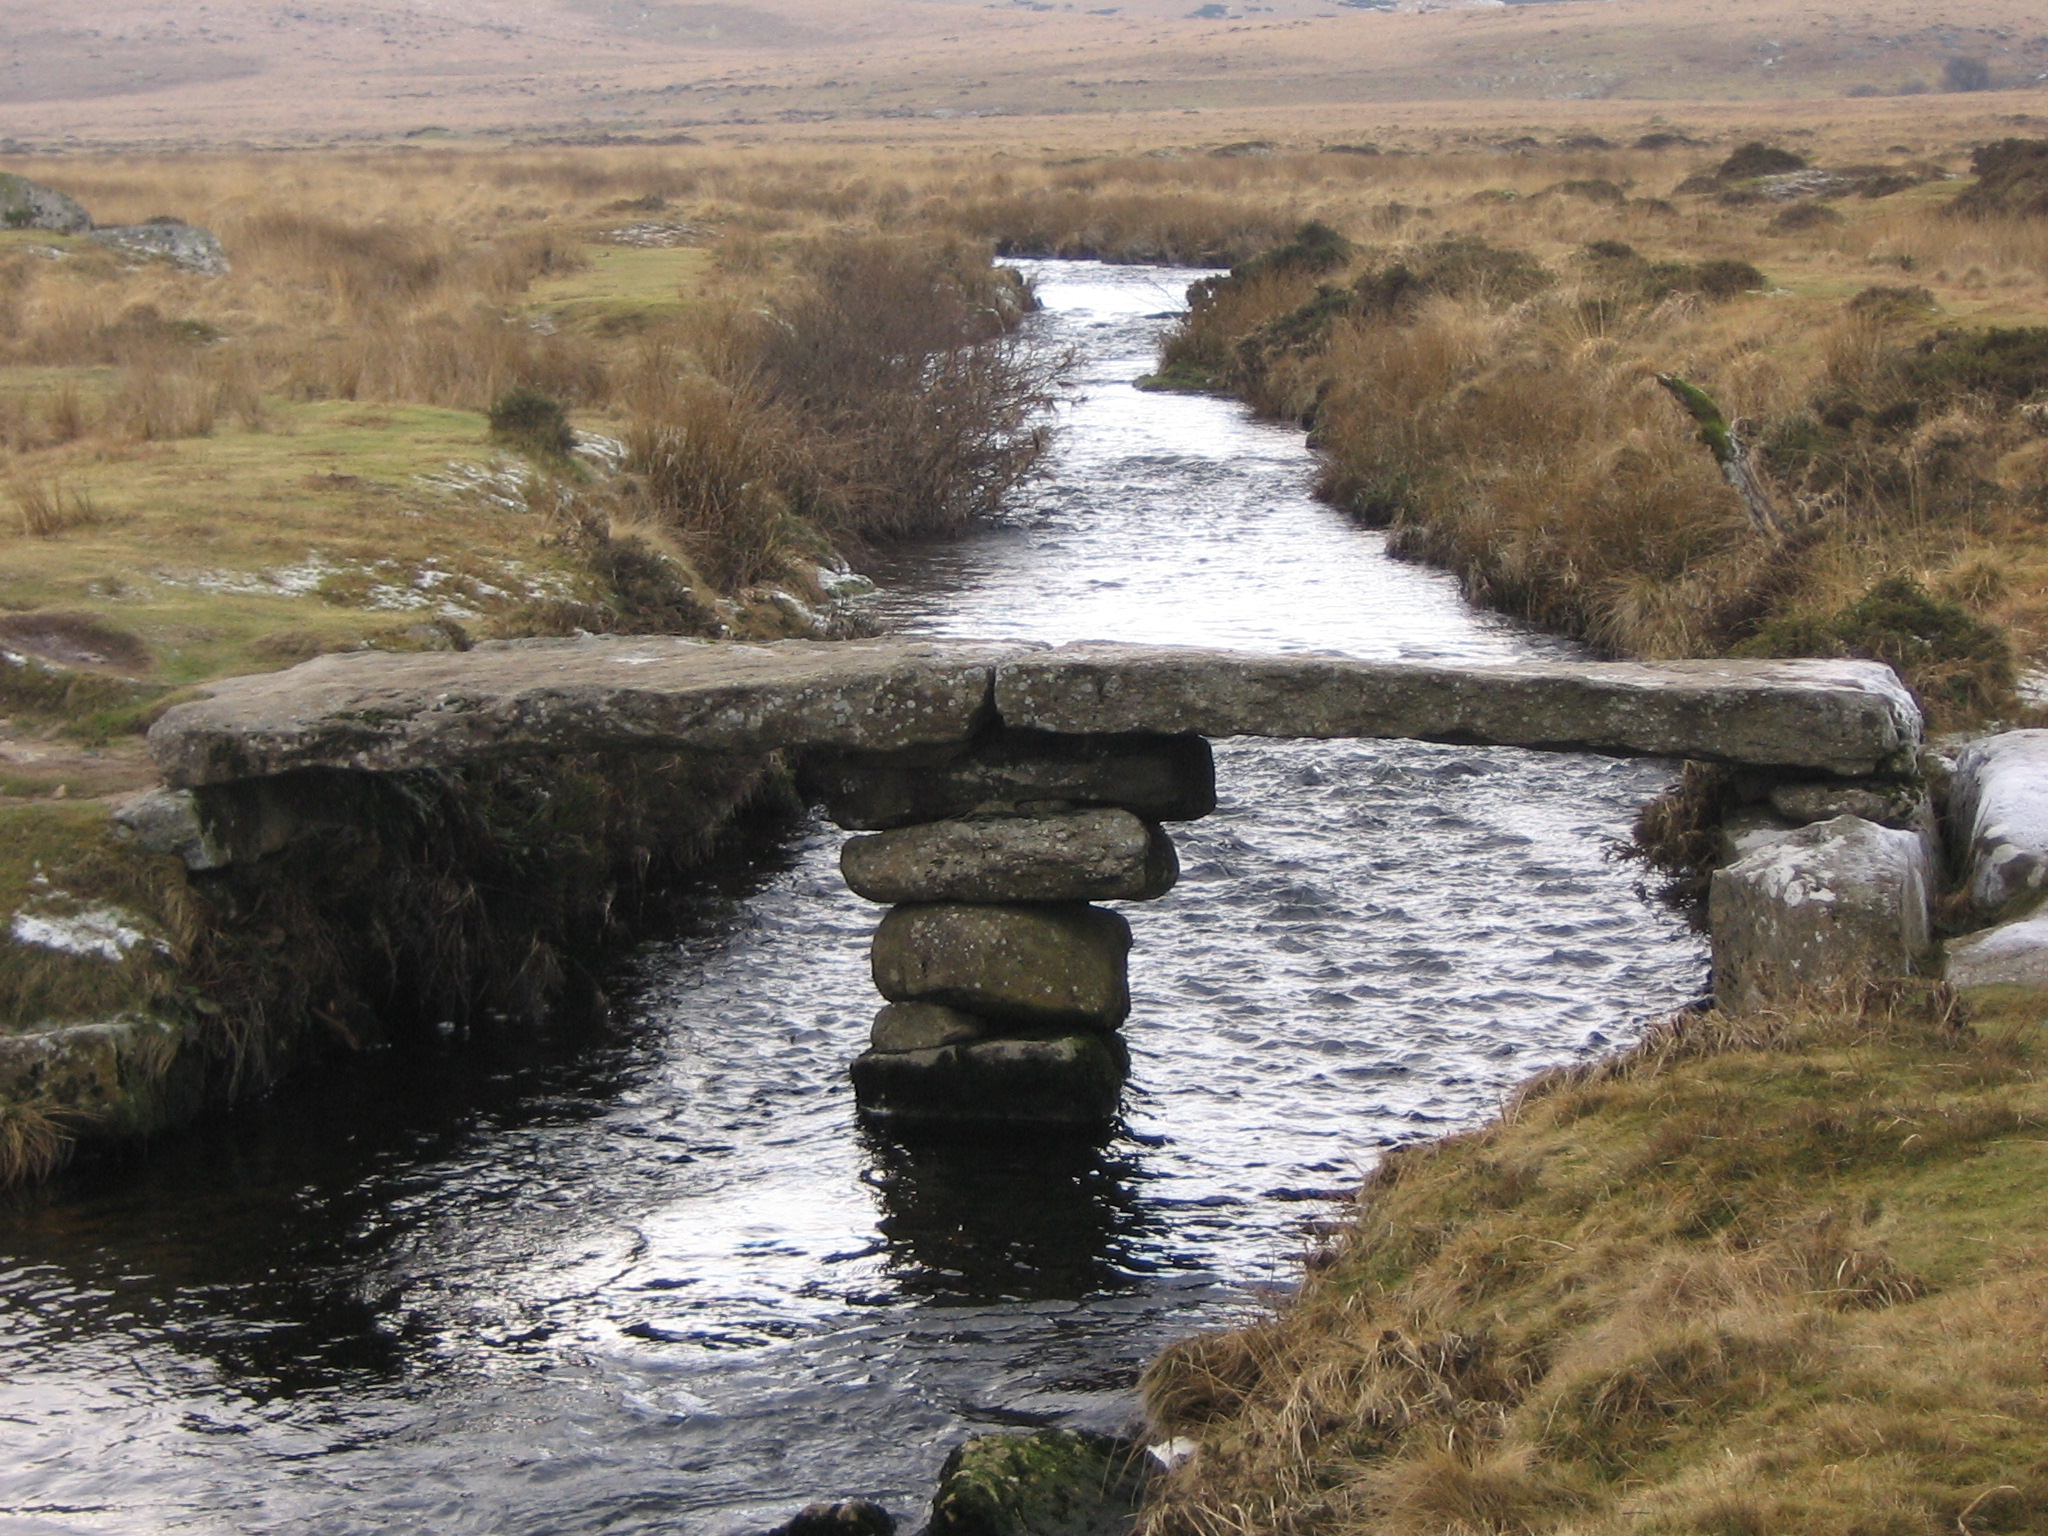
[[860, 1129, 1153, 1303]]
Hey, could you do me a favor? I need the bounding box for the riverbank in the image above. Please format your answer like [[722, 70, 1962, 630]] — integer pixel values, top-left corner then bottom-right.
[[1138, 983, 2048, 1533]]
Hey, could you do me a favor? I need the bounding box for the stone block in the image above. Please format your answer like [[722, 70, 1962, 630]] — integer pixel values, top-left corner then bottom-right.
[[804, 728, 1215, 831], [841, 809, 1178, 904], [870, 1002, 995, 1054], [871, 903, 1131, 1028], [1767, 778, 1927, 830], [851, 1034, 1127, 1129], [1949, 730, 2048, 913], [1709, 814, 1934, 1011]]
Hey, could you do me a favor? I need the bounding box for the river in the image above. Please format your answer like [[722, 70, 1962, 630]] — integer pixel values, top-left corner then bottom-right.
[[0, 261, 1704, 1536]]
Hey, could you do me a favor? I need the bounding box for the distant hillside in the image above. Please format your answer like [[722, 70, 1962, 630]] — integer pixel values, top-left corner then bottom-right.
[[1, 0, 2044, 145]]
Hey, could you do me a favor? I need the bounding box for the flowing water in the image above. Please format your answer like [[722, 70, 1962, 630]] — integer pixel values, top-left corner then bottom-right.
[[0, 262, 1706, 1536]]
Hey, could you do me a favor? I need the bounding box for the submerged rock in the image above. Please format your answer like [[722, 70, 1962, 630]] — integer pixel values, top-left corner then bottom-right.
[[768, 1500, 894, 1536], [1709, 814, 1934, 1011], [805, 728, 1215, 832], [851, 1033, 1126, 1128], [871, 903, 1132, 1028], [1948, 730, 2048, 913], [842, 809, 1178, 904], [926, 1430, 1151, 1536], [88, 221, 230, 276], [0, 173, 90, 235]]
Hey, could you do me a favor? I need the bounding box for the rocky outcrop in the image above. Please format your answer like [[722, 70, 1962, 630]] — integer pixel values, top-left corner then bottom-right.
[[88, 220, 230, 276], [1948, 731, 2048, 914], [871, 903, 1132, 1028], [842, 809, 1177, 904], [995, 648, 1921, 776], [150, 640, 1924, 789], [0, 173, 90, 235], [926, 1431, 1151, 1536], [1709, 815, 1934, 1011]]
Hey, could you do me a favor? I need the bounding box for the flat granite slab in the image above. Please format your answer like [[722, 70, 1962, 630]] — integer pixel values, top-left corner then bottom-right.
[[994, 647, 1922, 778], [149, 636, 1039, 788], [148, 638, 1924, 787]]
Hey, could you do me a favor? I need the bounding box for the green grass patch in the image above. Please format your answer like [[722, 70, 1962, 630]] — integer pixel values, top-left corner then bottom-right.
[[526, 243, 711, 331]]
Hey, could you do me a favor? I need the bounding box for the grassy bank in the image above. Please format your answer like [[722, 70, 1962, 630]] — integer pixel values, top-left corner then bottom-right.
[[1134, 137, 2048, 729], [1139, 988, 2048, 1534]]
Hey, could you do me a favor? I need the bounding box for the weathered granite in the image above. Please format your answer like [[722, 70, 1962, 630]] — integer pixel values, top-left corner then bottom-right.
[[995, 647, 1922, 776], [871, 903, 1132, 1028], [1768, 778, 1927, 829], [842, 809, 1178, 904], [925, 1430, 1152, 1536], [88, 221, 230, 276], [803, 728, 1215, 831], [0, 1014, 197, 1140], [149, 637, 1038, 787], [1718, 806, 1799, 866], [851, 1033, 1126, 1128], [1709, 814, 1934, 1011], [870, 1001, 995, 1054], [1946, 910, 2048, 993], [1949, 731, 2048, 913], [0, 173, 90, 235]]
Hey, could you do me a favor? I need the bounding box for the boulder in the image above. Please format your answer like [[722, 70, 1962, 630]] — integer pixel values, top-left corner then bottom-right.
[[841, 809, 1178, 904], [767, 1501, 894, 1536], [926, 1430, 1152, 1536], [1717, 805, 1798, 866], [1709, 814, 1934, 1011], [802, 728, 1214, 831], [1948, 731, 2048, 914], [88, 221, 230, 277], [1945, 910, 2048, 994], [870, 1001, 995, 1053], [0, 173, 90, 235], [149, 637, 1039, 787], [871, 903, 1131, 1028], [851, 1033, 1126, 1128], [995, 646, 1921, 776]]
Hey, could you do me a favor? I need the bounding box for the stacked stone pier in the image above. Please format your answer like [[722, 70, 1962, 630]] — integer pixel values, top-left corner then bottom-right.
[[803, 730, 1213, 1130]]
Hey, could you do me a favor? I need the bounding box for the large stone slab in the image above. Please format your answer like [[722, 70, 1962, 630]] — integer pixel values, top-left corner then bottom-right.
[[871, 902, 1132, 1028], [1949, 731, 2048, 914], [850, 1033, 1126, 1129], [1709, 814, 1934, 1011], [802, 728, 1215, 830], [842, 809, 1178, 904], [149, 637, 1037, 787], [995, 647, 1921, 776]]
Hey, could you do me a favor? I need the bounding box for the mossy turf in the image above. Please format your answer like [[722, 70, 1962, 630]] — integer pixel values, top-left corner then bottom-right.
[[525, 243, 712, 331], [1142, 995, 2048, 1535]]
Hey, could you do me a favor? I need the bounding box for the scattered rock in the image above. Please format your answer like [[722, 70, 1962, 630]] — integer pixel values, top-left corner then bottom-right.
[[767, 1500, 895, 1536], [804, 728, 1216, 832], [926, 1430, 1152, 1536], [1948, 731, 2048, 913], [113, 788, 229, 872], [851, 1032, 1126, 1128], [0, 172, 90, 235], [870, 1001, 995, 1053], [1945, 910, 2048, 993], [871, 903, 1131, 1029], [87, 221, 230, 277], [996, 647, 1922, 777], [1709, 815, 1934, 1011], [841, 809, 1178, 904]]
